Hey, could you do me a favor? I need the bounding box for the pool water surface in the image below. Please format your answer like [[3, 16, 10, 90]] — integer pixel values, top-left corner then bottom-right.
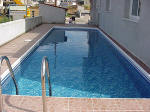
[[2, 28, 150, 98]]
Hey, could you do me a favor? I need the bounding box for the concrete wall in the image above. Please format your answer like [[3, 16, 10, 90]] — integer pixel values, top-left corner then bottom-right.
[[39, 4, 66, 24], [90, 0, 150, 67], [0, 16, 42, 46]]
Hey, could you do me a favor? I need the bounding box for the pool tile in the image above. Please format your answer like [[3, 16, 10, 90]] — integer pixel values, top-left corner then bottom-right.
[[80, 98, 93, 111], [69, 98, 93, 111], [3, 95, 23, 112], [80, 110, 93, 112], [19, 96, 42, 112], [137, 99, 150, 111], [69, 98, 82, 110], [115, 99, 143, 111], [47, 97, 69, 112], [92, 99, 118, 111]]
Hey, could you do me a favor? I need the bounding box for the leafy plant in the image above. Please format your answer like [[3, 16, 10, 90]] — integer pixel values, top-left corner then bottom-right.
[[0, 16, 12, 23]]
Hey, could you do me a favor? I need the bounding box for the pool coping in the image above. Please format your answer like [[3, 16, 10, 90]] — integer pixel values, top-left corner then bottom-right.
[[1, 25, 150, 99]]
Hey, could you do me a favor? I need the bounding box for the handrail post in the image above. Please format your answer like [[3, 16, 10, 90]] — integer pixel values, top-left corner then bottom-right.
[[41, 56, 52, 112], [0, 56, 19, 112]]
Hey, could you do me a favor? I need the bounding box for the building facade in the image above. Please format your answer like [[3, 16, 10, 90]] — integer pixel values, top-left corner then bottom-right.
[[90, 0, 150, 67]]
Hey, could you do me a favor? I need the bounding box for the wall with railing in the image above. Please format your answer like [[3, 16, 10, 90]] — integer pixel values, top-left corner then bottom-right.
[[0, 16, 42, 46]]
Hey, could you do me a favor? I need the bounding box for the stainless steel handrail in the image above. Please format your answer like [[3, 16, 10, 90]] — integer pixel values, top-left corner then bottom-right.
[[0, 56, 18, 94], [0, 56, 19, 112], [41, 56, 52, 112]]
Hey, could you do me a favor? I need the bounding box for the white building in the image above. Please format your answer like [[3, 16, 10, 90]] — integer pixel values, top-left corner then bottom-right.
[[90, 0, 150, 68]]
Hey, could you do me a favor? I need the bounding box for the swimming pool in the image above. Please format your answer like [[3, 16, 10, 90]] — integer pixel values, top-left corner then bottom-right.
[[2, 27, 150, 98]]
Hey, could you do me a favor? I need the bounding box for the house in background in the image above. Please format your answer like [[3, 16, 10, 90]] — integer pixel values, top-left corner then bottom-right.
[[39, 4, 67, 24], [90, 0, 150, 68], [60, 0, 77, 8], [45, 0, 77, 8]]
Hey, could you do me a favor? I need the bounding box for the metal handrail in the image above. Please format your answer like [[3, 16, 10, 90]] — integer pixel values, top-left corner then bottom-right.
[[0, 56, 19, 112], [0, 56, 18, 94], [41, 56, 52, 112]]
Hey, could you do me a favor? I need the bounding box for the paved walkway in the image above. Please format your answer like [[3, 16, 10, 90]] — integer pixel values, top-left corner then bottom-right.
[[2, 95, 150, 112], [0, 24, 150, 112]]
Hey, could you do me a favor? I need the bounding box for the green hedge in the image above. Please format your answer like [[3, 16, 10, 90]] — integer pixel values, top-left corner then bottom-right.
[[0, 16, 12, 23]]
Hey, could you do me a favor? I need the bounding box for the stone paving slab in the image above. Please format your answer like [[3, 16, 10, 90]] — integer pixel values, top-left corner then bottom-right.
[[2, 95, 150, 112]]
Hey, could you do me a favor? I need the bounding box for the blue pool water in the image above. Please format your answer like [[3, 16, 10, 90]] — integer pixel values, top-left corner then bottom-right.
[[2, 28, 150, 98]]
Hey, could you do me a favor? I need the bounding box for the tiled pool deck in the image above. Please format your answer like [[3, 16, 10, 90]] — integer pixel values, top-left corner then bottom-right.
[[0, 24, 150, 112], [3, 95, 150, 112]]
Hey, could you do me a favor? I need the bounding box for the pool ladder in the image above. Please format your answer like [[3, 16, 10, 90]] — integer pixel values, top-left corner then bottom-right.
[[0, 56, 19, 112], [41, 56, 52, 112], [0, 56, 51, 112]]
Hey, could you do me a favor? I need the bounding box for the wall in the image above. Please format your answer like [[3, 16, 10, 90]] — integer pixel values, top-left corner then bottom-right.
[[0, 16, 42, 46], [39, 4, 66, 24], [90, 0, 150, 67]]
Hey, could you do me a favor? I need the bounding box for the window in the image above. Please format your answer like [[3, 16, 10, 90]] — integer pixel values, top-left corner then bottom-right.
[[130, 0, 141, 20], [106, 0, 111, 11]]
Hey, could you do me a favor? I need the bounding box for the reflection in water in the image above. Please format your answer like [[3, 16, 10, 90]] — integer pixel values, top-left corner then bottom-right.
[[46, 30, 68, 69], [45, 30, 67, 44]]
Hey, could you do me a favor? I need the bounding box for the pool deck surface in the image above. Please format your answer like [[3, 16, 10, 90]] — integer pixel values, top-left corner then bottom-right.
[[0, 24, 150, 112]]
